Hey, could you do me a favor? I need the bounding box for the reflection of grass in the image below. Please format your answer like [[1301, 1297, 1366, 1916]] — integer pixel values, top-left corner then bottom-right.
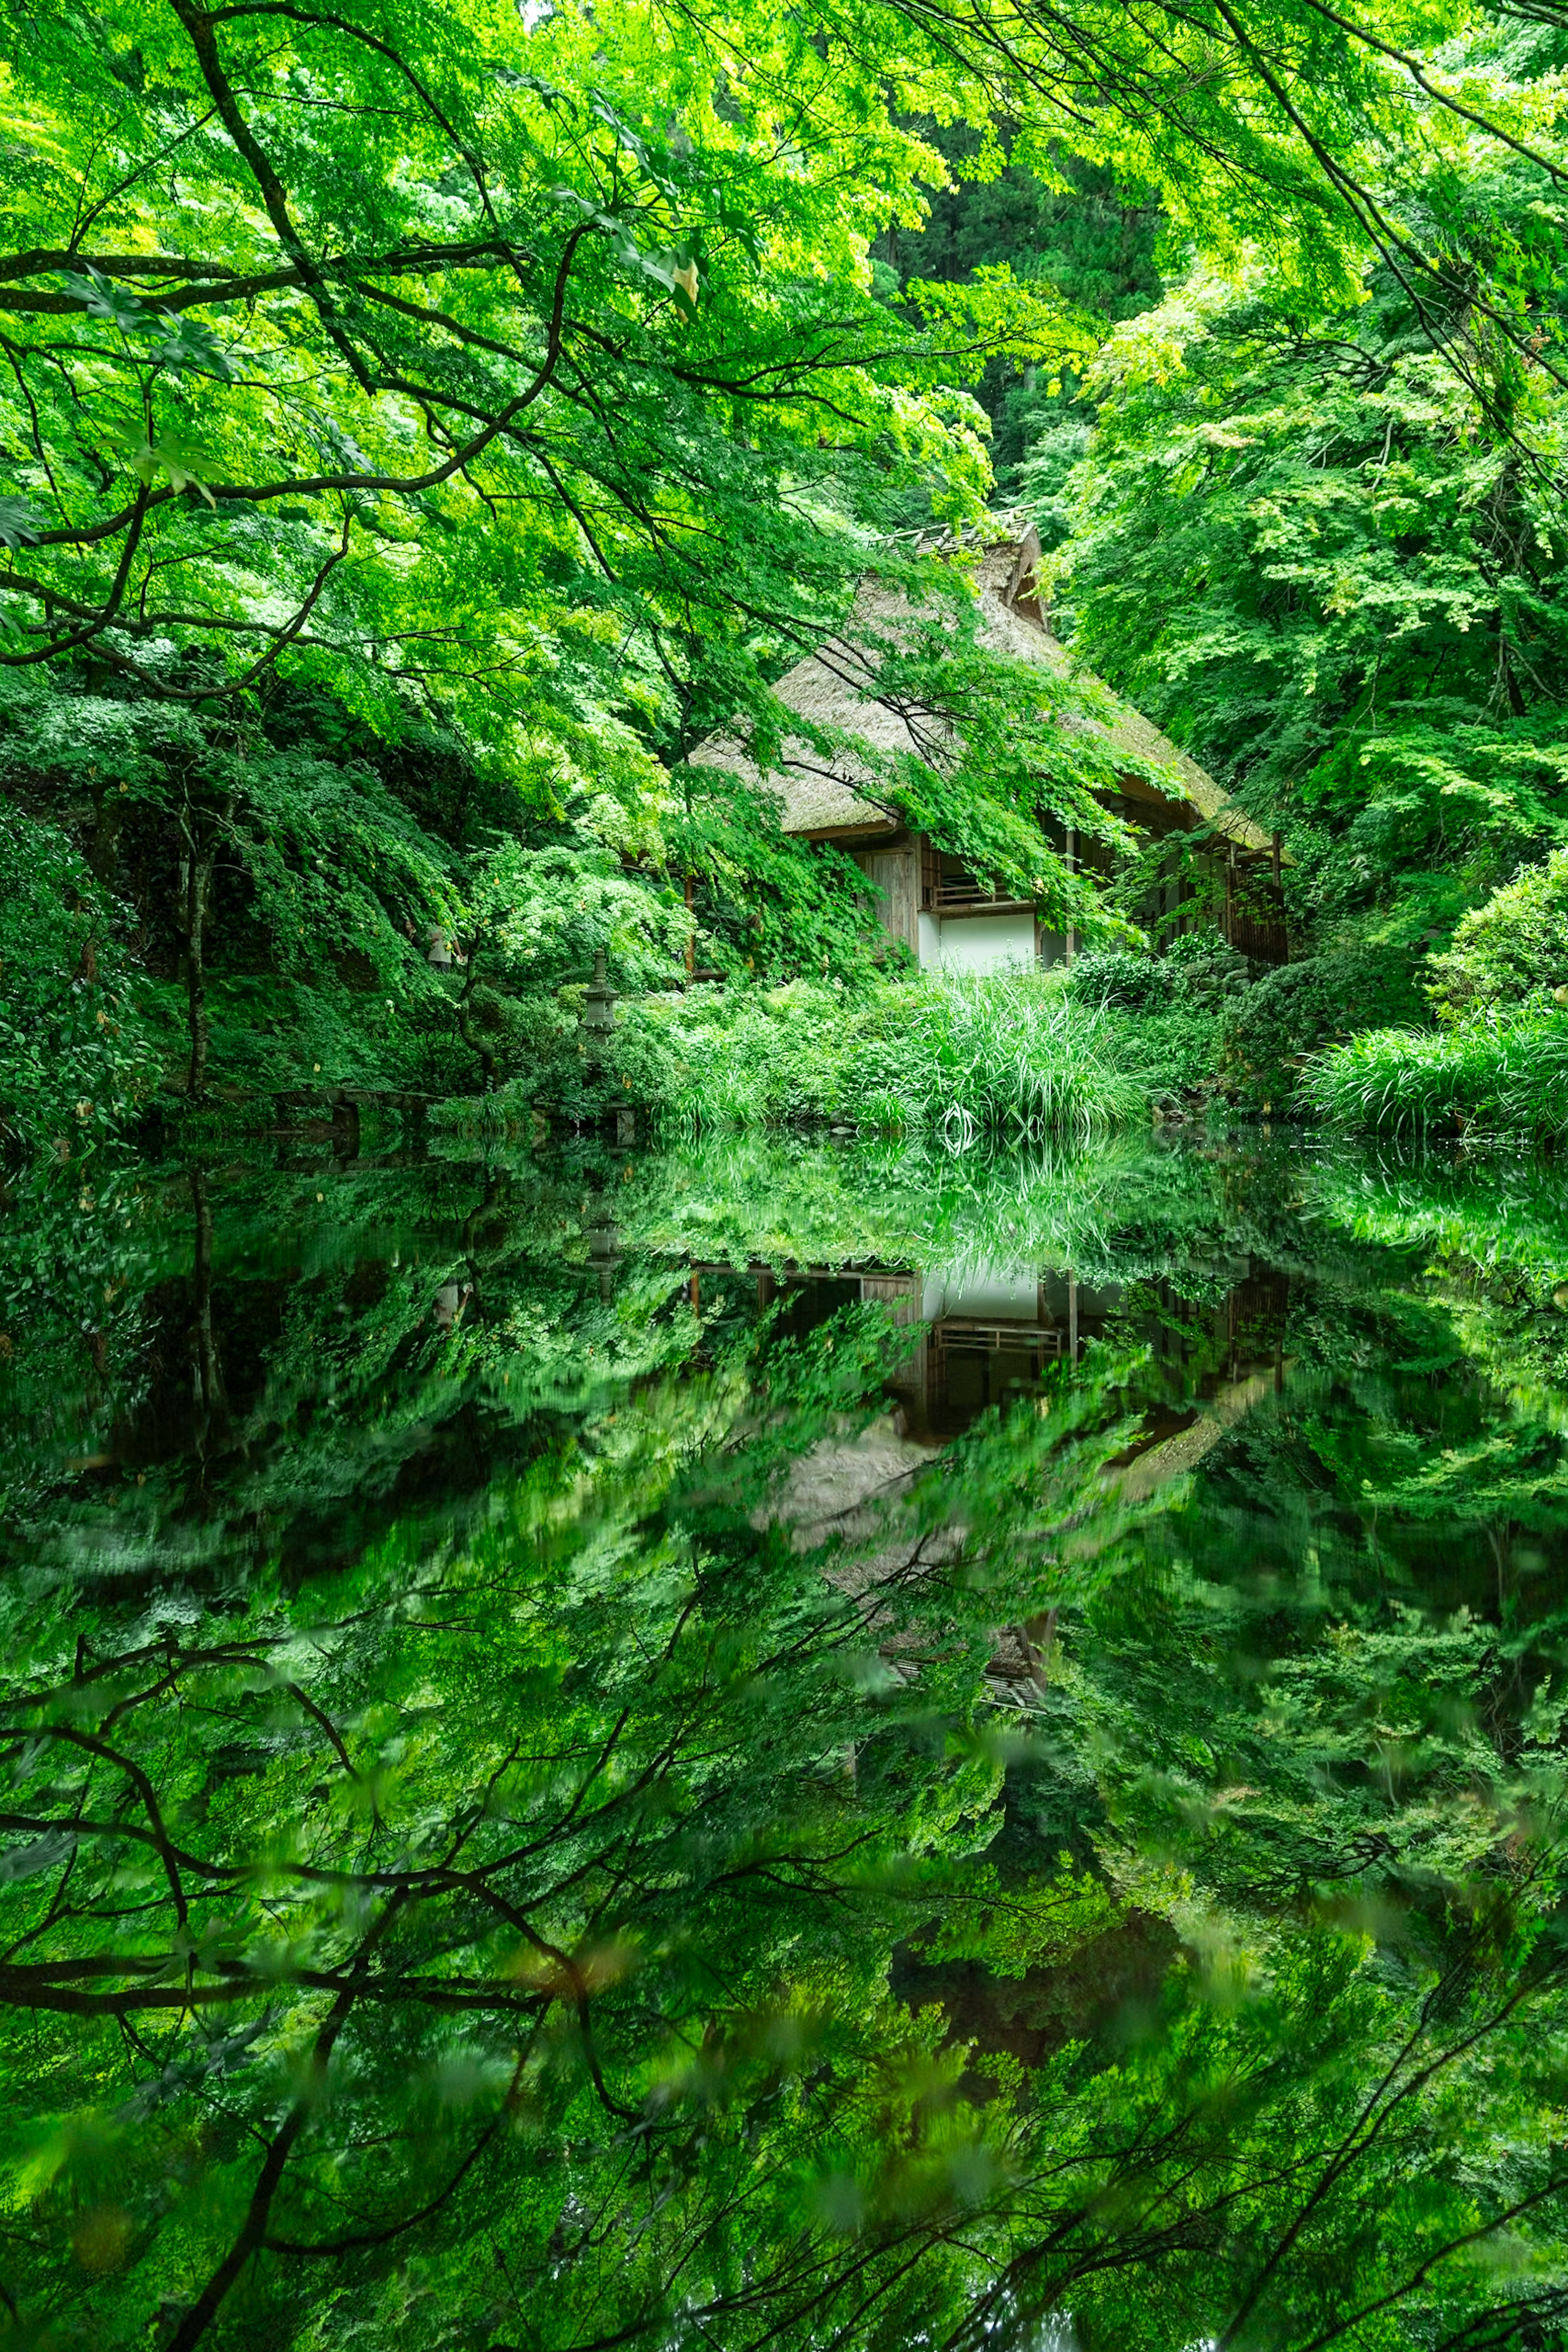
[[617, 1130, 1250, 1291], [1307, 1147, 1568, 1296], [1307, 1014, 1568, 1141], [626, 970, 1153, 1139], [1305, 1146, 1568, 1450]]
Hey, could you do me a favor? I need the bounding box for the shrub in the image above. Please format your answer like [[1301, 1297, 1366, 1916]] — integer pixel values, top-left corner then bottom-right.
[[1067, 932, 1251, 1017], [1066, 933, 1250, 1106], [1221, 950, 1424, 1109], [1426, 847, 1568, 1022], [0, 807, 157, 1163], [1162, 929, 1254, 1001], [1065, 947, 1168, 1014]]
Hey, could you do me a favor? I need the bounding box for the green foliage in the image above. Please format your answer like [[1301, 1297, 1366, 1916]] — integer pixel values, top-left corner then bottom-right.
[[0, 803, 157, 1159], [1220, 948, 1426, 1109], [1428, 844, 1568, 1023], [1063, 929, 1437, 1112], [474, 839, 692, 993], [0, 0, 1118, 1136], [881, 136, 1162, 493], [1041, 139, 1568, 965], [1307, 1009, 1568, 1139], [666, 772, 889, 982], [1065, 945, 1169, 1014], [1305, 824, 1568, 1141], [617, 969, 1152, 1136]]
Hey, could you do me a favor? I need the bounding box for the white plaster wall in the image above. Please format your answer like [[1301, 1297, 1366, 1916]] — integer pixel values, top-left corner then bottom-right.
[[932, 913, 1038, 972], [922, 1265, 1039, 1322], [918, 910, 942, 969]]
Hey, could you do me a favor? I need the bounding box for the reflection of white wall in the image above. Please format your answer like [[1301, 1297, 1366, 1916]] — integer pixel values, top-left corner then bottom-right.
[[921, 1265, 1039, 1322], [931, 913, 1037, 972]]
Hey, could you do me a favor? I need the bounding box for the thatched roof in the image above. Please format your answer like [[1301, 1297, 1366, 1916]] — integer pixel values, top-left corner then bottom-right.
[[688, 534, 1276, 857], [687, 583, 962, 838]]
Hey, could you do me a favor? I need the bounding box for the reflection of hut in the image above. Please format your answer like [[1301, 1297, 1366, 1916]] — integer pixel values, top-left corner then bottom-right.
[[700, 1257, 1125, 1437], [912, 1265, 1125, 1437], [690, 524, 1286, 970], [696, 1253, 1290, 1450]]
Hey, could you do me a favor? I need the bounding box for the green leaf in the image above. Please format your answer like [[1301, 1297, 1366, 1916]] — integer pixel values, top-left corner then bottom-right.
[[109, 422, 217, 504], [0, 494, 46, 549]]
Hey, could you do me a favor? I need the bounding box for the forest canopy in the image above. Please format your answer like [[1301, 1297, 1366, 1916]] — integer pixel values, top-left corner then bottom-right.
[[6, 0, 1568, 1137]]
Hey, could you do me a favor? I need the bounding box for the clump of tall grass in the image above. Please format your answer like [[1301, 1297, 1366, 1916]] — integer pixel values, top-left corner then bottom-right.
[[1306, 1012, 1568, 1142], [894, 968, 1149, 1139], [624, 969, 1152, 1139]]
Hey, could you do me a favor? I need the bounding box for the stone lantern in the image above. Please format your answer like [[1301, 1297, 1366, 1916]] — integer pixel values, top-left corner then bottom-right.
[[581, 948, 617, 1036]]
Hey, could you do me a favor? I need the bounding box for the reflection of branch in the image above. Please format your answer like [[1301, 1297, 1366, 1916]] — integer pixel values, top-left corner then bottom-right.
[[264, 2055, 525, 2258], [1292, 2173, 1568, 2352], [14, 1722, 189, 1928], [1217, 1941, 1568, 2348], [466, 1882, 640, 2121], [168, 1980, 361, 2349]]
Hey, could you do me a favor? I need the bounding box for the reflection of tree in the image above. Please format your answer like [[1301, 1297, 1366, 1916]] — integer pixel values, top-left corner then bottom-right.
[[189, 1167, 227, 1463], [5, 1140, 1568, 2343], [0, 1155, 704, 1589]]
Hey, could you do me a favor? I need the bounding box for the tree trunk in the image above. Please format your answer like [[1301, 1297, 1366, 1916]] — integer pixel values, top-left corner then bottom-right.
[[180, 793, 233, 1099], [185, 839, 210, 1100], [87, 779, 122, 890]]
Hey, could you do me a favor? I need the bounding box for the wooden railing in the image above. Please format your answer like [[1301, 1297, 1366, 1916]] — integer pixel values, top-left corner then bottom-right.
[[920, 840, 1033, 916]]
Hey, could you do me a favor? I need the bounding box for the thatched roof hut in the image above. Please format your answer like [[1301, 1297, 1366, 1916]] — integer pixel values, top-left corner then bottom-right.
[[689, 524, 1286, 967], [691, 530, 1274, 853]]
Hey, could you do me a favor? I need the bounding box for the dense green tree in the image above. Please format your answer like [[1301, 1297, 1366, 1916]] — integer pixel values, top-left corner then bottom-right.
[[1042, 123, 1568, 965], [880, 130, 1162, 492], [7, 0, 1568, 1125]]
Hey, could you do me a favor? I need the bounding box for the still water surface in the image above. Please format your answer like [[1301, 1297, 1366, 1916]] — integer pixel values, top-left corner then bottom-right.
[[5, 1130, 1568, 2348]]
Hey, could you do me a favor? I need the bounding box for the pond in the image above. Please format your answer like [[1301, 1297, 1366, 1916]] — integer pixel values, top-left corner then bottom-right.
[[5, 1128, 1568, 2349]]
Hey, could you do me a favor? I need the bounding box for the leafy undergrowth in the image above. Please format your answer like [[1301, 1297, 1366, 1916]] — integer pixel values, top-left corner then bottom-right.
[[619, 969, 1154, 1139], [1307, 1014, 1568, 1142]]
